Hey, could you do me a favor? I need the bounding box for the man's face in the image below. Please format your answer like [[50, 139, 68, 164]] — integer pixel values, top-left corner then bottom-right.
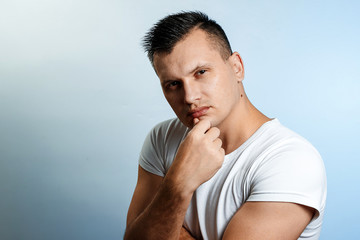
[[153, 29, 243, 129]]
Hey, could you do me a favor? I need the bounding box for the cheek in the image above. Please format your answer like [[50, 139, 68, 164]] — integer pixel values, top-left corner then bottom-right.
[[203, 74, 223, 94], [212, 75, 235, 97], [165, 95, 183, 111], [208, 76, 239, 110]]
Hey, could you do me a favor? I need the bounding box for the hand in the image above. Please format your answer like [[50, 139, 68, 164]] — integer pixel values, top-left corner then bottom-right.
[[165, 119, 225, 196]]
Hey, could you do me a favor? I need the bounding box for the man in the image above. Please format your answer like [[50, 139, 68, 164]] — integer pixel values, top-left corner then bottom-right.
[[125, 11, 326, 240]]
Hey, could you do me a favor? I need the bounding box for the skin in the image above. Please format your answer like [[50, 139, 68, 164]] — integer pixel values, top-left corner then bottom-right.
[[125, 28, 314, 240]]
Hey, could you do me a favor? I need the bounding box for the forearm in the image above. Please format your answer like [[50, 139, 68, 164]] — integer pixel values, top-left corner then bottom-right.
[[124, 177, 193, 240], [125, 120, 223, 240]]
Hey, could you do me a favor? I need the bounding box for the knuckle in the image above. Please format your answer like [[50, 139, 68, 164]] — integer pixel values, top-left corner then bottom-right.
[[188, 130, 197, 139], [220, 148, 225, 155], [211, 127, 220, 135], [199, 119, 210, 130]]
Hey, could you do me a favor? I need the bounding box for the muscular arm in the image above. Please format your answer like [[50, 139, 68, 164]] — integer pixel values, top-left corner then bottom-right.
[[222, 201, 315, 240], [125, 167, 193, 240], [125, 120, 224, 240]]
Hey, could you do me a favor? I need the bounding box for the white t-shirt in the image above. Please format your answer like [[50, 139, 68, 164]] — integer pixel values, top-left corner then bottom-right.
[[139, 118, 327, 240]]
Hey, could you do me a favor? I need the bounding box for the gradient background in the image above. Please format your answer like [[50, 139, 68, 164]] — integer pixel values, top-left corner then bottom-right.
[[1, 0, 359, 239]]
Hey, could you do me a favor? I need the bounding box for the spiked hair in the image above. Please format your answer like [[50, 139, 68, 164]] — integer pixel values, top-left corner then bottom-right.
[[142, 11, 233, 66]]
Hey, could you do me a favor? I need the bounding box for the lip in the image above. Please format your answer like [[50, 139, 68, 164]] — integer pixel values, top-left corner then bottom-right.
[[188, 107, 210, 118]]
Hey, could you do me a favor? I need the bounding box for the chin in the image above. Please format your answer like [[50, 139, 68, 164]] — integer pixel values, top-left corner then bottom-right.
[[178, 116, 192, 128], [208, 118, 221, 128]]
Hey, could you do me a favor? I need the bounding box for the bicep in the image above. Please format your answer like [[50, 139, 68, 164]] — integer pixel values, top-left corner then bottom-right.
[[223, 201, 314, 240], [126, 165, 163, 227]]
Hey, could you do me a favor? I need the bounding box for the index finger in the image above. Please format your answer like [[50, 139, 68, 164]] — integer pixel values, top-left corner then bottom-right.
[[192, 119, 211, 134]]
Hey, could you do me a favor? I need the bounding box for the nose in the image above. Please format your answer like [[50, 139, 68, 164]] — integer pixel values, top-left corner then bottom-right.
[[183, 80, 200, 104]]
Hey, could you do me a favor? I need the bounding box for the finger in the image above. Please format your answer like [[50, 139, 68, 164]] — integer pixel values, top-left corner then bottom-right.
[[219, 147, 225, 155], [192, 119, 211, 134], [213, 138, 223, 148], [193, 118, 200, 125], [206, 127, 221, 141]]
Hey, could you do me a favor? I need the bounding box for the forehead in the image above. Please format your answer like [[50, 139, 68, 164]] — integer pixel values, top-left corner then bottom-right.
[[153, 29, 225, 79]]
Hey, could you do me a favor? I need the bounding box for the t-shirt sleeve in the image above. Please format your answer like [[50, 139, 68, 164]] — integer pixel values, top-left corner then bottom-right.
[[247, 139, 327, 218], [138, 125, 166, 177]]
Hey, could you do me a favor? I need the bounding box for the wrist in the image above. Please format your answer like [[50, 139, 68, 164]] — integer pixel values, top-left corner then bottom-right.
[[162, 173, 194, 204]]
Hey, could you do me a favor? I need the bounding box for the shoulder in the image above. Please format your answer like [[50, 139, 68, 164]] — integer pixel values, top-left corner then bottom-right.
[[247, 119, 327, 216], [255, 119, 323, 163], [139, 118, 188, 176], [147, 118, 188, 143], [269, 120, 323, 167], [252, 119, 325, 181], [244, 119, 324, 169]]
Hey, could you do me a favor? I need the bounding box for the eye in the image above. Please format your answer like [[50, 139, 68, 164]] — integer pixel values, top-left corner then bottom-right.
[[197, 69, 206, 75], [165, 81, 181, 90]]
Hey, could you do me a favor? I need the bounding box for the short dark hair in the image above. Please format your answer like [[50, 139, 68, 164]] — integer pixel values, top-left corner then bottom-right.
[[142, 11, 233, 65]]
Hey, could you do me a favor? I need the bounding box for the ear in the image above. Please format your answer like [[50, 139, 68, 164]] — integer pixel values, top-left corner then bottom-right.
[[229, 52, 244, 82]]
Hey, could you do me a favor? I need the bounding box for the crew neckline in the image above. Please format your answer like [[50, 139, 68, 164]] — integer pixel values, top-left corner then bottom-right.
[[224, 118, 279, 161]]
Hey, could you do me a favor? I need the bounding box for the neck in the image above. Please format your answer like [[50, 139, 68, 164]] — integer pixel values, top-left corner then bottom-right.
[[218, 96, 271, 155]]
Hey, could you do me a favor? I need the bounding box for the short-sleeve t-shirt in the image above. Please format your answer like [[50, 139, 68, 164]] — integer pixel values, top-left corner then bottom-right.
[[139, 118, 327, 240]]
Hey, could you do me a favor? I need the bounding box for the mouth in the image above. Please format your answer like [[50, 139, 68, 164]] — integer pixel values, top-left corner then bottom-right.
[[188, 106, 210, 118]]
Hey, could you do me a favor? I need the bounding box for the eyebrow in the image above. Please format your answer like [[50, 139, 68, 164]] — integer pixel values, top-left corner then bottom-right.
[[160, 63, 213, 85], [187, 63, 212, 75]]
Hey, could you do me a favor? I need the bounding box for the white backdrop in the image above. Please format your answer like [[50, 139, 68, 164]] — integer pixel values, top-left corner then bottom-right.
[[1, 0, 359, 239]]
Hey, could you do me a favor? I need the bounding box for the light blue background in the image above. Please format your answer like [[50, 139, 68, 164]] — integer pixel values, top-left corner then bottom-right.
[[0, 0, 359, 239]]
